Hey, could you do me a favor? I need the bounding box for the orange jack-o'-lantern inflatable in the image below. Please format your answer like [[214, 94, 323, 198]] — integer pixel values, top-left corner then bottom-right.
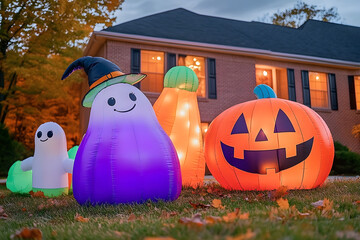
[[204, 84, 334, 190]]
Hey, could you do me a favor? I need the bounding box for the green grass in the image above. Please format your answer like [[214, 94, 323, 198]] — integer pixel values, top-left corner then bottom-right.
[[0, 179, 360, 240]]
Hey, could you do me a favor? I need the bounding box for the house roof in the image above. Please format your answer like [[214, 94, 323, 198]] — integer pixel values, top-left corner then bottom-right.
[[103, 8, 360, 64]]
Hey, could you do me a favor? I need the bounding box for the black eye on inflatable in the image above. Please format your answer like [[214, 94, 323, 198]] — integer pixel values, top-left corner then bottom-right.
[[108, 97, 116, 106]]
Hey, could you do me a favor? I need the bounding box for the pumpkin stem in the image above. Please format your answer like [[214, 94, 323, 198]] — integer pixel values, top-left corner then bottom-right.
[[164, 66, 199, 92], [254, 84, 277, 99]]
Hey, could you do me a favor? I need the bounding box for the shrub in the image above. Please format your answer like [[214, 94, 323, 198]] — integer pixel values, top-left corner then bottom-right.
[[0, 124, 31, 177], [331, 141, 360, 175]]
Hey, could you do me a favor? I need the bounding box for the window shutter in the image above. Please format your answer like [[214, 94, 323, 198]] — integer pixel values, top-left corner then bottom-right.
[[301, 70, 311, 107], [287, 68, 296, 101], [328, 73, 338, 110], [167, 53, 176, 71], [207, 58, 217, 99], [131, 48, 141, 88], [348, 75, 356, 110]]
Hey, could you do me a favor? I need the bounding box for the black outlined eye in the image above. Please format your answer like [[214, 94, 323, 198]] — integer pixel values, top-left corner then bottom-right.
[[129, 93, 136, 101], [37, 131, 42, 138], [108, 97, 116, 106], [47, 131, 53, 138]]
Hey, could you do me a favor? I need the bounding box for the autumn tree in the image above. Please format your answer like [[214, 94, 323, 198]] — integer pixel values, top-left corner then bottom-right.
[[269, 1, 341, 28], [0, 0, 124, 149]]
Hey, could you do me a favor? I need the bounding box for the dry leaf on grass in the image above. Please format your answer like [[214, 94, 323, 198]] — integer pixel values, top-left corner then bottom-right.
[[74, 213, 89, 223], [189, 201, 211, 209], [128, 213, 139, 221], [205, 216, 222, 224], [10, 227, 42, 240], [268, 186, 288, 200], [276, 198, 290, 210], [179, 213, 206, 227], [222, 208, 249, 222], [29, 191, 45, 198], [0, 205, 8, 220], [212, 199, 225, 209], [226, 229, 256, 240], [160, 210, 178, 219]]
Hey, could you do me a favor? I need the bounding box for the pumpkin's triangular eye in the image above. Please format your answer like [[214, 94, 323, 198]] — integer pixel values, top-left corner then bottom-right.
[[274, 109, 295, 133], [231, 113, 249, 134]]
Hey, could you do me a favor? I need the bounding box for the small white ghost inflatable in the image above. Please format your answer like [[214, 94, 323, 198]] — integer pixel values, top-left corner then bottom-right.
[[20, 122, 74, 197]]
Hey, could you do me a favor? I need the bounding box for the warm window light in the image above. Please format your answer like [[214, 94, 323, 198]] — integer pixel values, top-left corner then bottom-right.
[[193, 58, 197, 61], [316, 76, 320, 80], [196, 61, 200, 66], [157, 56, 161, 61], [263, 71, 268, 76]]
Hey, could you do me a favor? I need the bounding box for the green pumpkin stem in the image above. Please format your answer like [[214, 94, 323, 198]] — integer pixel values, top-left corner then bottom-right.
[[164, 66, 199, 92]]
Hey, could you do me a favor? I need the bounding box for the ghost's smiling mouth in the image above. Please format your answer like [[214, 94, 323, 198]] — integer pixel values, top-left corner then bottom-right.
[[220, 137, 314, 174], [40, 138, 49, 142], [114, 104, 136, 113]]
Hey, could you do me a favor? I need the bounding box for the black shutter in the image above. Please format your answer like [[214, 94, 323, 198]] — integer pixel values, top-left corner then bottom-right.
[[131, 48, 141, 88], [328, 73, 338, 110], [167, 53, 176, 71], [287, 68, 296, 101], [301, 70, 311, 107], [207, 58, 216, 99], [348, 75, 356, 110]]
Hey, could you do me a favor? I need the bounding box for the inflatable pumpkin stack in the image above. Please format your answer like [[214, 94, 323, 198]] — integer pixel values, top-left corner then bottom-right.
[[153, 66, 205, 188]]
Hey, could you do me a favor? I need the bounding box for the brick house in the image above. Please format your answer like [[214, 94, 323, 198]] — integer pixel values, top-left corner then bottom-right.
[[82, 8, 360, 152]]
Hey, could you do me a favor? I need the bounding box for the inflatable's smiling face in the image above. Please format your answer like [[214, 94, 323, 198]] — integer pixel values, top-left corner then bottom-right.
[[34, 122, 67, 154], [90, 83, 154, 122]]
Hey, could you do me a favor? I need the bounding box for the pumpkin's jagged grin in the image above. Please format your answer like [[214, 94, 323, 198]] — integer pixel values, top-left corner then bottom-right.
[[220, 137, 314, 174]]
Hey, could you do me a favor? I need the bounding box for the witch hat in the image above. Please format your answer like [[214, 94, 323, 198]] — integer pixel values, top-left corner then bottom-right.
[[62, 56, 146, 108]]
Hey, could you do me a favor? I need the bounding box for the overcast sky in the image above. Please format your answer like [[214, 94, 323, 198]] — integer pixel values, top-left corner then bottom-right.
[[105, 0, 360, 28]]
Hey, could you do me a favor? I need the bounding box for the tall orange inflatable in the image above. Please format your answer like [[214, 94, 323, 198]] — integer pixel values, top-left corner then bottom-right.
[[204, 84, 334, 190], [154, 66, 205, 188]]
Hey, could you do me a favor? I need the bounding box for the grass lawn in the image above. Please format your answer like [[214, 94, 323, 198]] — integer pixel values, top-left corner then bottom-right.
[[0, 179, 360, 240]]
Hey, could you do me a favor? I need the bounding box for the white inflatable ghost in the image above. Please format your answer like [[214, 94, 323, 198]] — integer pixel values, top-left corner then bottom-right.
[[20, 122, 74, 197]]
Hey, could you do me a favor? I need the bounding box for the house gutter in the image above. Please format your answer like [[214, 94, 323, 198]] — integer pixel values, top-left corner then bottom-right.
[[84, 31, 360, 69]]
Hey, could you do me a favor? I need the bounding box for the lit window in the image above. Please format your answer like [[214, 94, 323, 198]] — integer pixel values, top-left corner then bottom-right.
[[255, 66, 288, 99], [309, 72, 329, 108], [140, 50, 164, 93], [179, 55, 206, 97], [354, 76, 360, 110]]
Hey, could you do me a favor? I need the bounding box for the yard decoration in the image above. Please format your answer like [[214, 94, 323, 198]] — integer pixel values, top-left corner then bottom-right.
[[62, 56, 182, 205], [7, 122, 74, 196], [67, 145, 78, 191], [204, 84, 334, 190], [6, 161, 32, 194], [153, 66, 205, 188]]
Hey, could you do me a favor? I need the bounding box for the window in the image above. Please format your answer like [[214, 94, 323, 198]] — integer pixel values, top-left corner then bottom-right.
[[140, 50, 165, 93], [309, 72, 329, 108], [354, 76, 360, 110], [255, 66, 288, 99], [179, 55, 206, 97]]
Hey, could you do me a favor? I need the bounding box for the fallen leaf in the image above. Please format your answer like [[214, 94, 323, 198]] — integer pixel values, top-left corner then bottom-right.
[[74, 213, 89, 223], [311, 198, 333, 210], [128, 213, 137, 221], [212, 199, 225, 209], [11, 228, 42, 240], [22, 208, 27, 212], [205, 215, 222, 224], [29, 191, 45, 198], [226, 229, 256, 240], [276, 198, 289, 210], [0, 206, 8, 220], [189, 201, 211, 209], [268, 186, 288, 200], [179, 213, 206, 227], [160, 210, 178, 219], [222, 208, 249, 222]]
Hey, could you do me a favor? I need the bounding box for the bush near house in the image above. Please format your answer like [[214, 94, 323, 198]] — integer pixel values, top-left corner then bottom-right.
[[331, 141, 360, 175], [0, 124, 31, 177]]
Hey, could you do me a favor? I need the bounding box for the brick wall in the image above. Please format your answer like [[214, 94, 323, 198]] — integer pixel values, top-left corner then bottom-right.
[[80, 40, 360, 153]]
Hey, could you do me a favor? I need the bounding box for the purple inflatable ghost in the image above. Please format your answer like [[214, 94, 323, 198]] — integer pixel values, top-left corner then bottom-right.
[[62, 57, 181, 205]]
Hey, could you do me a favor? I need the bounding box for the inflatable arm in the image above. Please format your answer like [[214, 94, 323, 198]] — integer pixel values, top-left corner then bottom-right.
[[63, 157, 74, 174], [21, 157, 34, 171]]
